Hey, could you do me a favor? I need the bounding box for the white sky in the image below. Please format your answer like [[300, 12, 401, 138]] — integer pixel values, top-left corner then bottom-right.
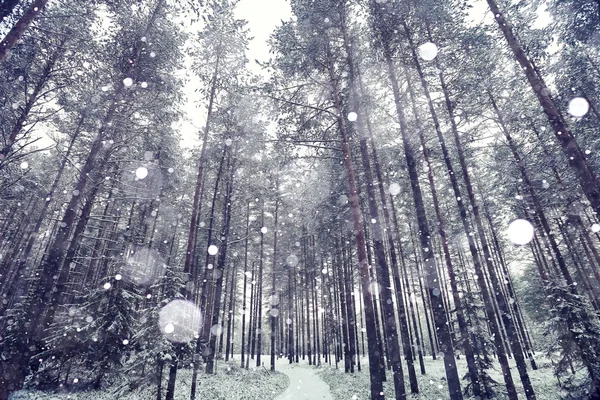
[[178, 0, 292, 149], [235, 0, 292, 70]]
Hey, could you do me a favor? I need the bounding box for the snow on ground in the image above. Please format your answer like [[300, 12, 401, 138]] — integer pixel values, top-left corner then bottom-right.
[[11, 359, 289, 400], [319, 356, 561, 400], [275, 358, 333, 400]]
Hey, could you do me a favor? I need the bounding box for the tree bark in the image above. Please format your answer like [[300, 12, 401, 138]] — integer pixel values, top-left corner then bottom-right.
[[324, 38, 384, 398], [486, 0, 600, 217], [383, 44, 463, 399], [0, 0, 49, 63]]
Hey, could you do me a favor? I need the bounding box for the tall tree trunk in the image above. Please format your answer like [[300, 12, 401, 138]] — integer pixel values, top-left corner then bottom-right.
[[340, 8, 411, 393], [404, 63, 482, 396], [256, 206, 265, 367], [205, 157, 234, 374], [246, 261, 256, 368], [0, 118, 81, 302], [270, 191, 279, 371], [225, 254, 236, 361], [183, 50, 221, 300], [383, 45, 463, 399], [164, 356, 178, 400], [324, 37, 383, 396], [240, 203, 250, 367]]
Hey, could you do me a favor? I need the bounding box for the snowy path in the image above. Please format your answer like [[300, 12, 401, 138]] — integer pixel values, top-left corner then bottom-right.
[[275, 359, 333, 400]]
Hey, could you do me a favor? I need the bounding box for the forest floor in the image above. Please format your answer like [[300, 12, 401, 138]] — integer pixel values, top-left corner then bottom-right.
[[9, 355, 563, 400], [275, 358, 333, 400], [10, 359, 289, 400], [318, 355, 561, 399]]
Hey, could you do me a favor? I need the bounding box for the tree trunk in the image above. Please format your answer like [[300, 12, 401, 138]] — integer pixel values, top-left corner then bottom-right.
[[404, 62, 482, 396], [383, 45, 463, 399], [256, 206, 265, 367], [205, 157, 234, 374], [271, 191, 280, 370], [486, 0, 600, 217], [0, 0, 49, 63], [324, 37, 384, 397], [240, 203, 250, 367], [183, 50, 221, 299]]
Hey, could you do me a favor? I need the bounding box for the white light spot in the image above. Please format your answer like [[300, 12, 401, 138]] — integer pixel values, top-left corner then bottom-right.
[[418, 42, 438, 61], [123, 246, 164, 286], [159, 300, 202, 343], [389, 183, 401, 196], [135, 166, 148, 180], [225, 138, 232, 146], [141, 82, 148, 88], [507, 219, 535, 245], [123, 339, 129, 345], [115, 274, 122, 281], [20, 161, 28, 169], [347, 112, 358, 122], [103, 282, 111, 290], [286, 254, 299, 267], [261, 227, 268, 234], [592, 224, 600, 233], [123, 77, 133, 87], [210, 324, 223, 336], [208, 245, 218, 256], [73, 378, 79, 384], [568, 97, 589, 117]]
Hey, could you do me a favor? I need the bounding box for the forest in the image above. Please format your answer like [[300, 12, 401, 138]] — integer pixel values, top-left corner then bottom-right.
[[1, 0, 600, 399]]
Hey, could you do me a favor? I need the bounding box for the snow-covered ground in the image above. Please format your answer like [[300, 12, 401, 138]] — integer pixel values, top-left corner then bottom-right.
[[8, 355, 563, 399], [275, 359, 333, 400], [11, 359, 289, 400], [319, 356, 561, 400]]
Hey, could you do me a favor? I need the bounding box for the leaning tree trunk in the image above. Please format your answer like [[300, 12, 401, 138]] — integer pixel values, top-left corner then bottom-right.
[[486, 0, 600, 218], [491, 92, 600, 397], [0, 3, 165, 398], [0, 118, 81, 303], [0, 38, 67, 163], [0, 0, 49, 63]]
